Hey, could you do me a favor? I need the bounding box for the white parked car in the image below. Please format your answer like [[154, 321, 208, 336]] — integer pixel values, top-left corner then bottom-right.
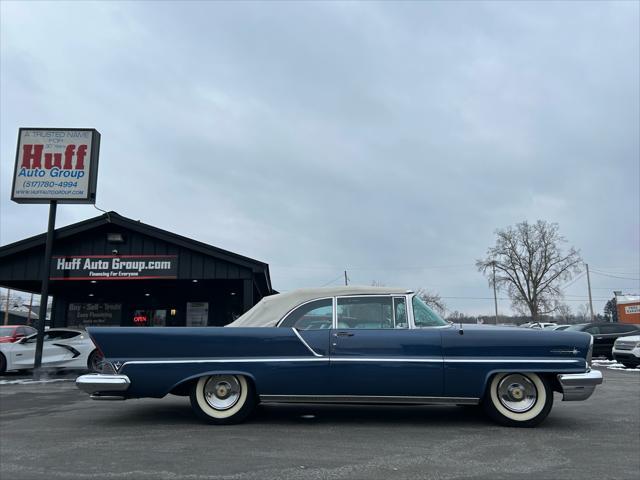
[[521, 322, 558, 329], [0, 328, 102, 374], [612, 335, 640, 369]]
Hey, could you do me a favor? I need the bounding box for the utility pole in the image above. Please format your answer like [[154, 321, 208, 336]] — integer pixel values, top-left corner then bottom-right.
[[586, 263, 595, 322], [344, 270, 348, 286], [491, 262, 499, 325]]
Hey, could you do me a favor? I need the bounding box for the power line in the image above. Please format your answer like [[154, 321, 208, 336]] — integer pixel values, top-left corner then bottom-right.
[[591, 266, 640, 272], [271, 264, 475, 271], [560, 272, 585, 290], [439, 296, 611, 302], [590, 271, 640, 281]]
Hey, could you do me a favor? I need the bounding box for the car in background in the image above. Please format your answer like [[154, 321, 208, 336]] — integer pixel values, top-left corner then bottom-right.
[[521, 322, 557, 329], [0, 325, 37, 343], [566, 323, 640, 359], [612, 335, 640, 368], [0, 328, 102, 374]]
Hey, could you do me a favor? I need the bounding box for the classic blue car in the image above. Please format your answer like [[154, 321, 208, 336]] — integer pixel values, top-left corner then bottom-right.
[[76, 287, 603, 427]]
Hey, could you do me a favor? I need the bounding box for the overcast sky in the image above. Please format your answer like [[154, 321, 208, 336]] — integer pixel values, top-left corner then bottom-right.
[[1, 1, 638, 316]]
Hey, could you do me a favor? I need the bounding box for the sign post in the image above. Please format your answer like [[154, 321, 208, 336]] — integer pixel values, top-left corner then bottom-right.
[[11, 128, 100, 377], [34, 200, 57, 374]]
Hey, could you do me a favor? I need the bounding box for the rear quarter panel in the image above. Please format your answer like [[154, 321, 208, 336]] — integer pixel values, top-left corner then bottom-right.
[[88, 327, 330, 398]]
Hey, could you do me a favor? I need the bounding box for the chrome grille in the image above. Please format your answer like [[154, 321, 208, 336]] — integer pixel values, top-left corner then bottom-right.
[[615, 341, 636, 351]]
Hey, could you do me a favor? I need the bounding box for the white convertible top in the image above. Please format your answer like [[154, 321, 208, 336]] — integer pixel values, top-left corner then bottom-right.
[[227, 286, 411, 328]]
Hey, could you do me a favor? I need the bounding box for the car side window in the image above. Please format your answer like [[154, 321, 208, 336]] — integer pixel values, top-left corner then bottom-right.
[[601, 324, 636, 334], [584, 326, 600, 334], [412, 296, 448, 327], [50, 331, 80, 340], [620, 325, 639, 333], [279, 299, 333, 330], [336, 296, 394, 329], [599, 325, 619, 334], [25, 333, 51, 343], [393, 297, 408, 328]]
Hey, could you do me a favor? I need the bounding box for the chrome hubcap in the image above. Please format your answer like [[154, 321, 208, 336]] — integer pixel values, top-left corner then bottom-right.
[[203, 375, 241, 410], [497, 374, 537, 413]]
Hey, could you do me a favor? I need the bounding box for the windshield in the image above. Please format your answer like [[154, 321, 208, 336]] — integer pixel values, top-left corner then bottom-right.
[[0, 327, 16, 336], [566, 324, 587, 331], [412, 296, 447, 327]]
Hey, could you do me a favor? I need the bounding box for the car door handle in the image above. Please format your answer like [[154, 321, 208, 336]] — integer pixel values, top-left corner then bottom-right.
[[334, 332, 354, 337]]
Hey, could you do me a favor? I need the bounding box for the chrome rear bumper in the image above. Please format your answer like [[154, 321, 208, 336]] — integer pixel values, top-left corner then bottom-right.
[[557, 370, 603, 401], [76, 373, 131, 399]]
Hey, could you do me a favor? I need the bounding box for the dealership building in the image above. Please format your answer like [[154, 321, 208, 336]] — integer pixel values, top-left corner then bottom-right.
[[0, 212, 273, 328]]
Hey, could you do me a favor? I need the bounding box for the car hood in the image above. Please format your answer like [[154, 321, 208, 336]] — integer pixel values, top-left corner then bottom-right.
[[616, 335, 640, 342]]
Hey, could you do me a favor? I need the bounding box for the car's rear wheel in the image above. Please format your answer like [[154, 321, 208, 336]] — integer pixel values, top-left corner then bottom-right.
[[482, 372, 553, 427], [87, 350, 104, 372], [190, 374, 255, 424], [0, 352, 6, 375], [621, 362, 639, 369]]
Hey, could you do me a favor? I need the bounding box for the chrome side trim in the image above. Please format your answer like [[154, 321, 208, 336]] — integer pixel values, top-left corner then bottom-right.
[[557, 370, 603, 401], [291, 328, 324, 357], [445, 358, 585, 364], [331, 357, 442, 363], [89, 394, 126, 401], [76, 374, 131, 395], [122, 357, 329, 367], [259, 394, 479, 405], [117, 356, 586, 368]]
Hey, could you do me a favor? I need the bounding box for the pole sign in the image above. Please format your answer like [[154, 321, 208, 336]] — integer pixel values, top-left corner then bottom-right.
[[50, 255, 179, 280], [11, 128, 100, 204]]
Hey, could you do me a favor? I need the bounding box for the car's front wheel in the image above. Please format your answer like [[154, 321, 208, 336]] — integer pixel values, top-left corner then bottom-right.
[[190, 374, 255, 424], [482, 372, 553, 427]]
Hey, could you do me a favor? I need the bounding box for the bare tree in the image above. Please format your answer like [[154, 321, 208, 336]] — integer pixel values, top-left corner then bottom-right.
[[576, 303, 591, 322], [415, 288, 447, 315], [476, 220, 582, 321], [554, 303, 573, 323]]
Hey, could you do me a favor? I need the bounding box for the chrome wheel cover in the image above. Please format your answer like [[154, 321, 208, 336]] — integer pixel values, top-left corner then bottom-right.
[[497, 374, 537, 413], [203, 375, 241, 410]]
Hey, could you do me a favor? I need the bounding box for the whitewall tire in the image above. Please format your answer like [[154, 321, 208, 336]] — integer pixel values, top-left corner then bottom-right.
[[190, 374, 255, 424], [482, 372, 553, 427]]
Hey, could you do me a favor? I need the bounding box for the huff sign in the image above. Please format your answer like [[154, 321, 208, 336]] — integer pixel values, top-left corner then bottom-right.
[[12, 128, 100, 204]]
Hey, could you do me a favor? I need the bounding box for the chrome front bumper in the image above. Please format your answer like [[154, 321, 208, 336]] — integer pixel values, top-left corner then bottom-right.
[[557, 370, 603, 401], [76, 374, 131, 400]]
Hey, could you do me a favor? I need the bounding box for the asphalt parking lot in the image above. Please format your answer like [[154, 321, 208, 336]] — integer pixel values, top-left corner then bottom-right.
[[1, 366, 638, 480]]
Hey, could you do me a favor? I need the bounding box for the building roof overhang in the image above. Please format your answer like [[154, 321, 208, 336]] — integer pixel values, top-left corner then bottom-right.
[[0, 211, 272, 293]]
